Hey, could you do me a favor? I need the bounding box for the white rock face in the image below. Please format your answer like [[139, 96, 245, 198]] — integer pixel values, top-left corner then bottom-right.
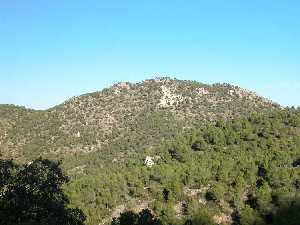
[[198, 198, 207, 205], [195, 87, 209, 96], [229, 89, 235, 96], [158, 85, 183, 107], [144, 156, 154, 167]]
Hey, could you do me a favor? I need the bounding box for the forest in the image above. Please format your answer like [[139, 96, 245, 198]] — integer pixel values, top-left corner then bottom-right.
[[2, 108, 299, 225]]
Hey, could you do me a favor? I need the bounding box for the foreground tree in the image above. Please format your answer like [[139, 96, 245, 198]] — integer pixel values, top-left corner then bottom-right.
[[0, 158, 86, 225]]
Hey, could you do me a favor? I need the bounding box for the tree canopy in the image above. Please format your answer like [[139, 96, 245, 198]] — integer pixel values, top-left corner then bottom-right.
[[0, 158, 86, 225]]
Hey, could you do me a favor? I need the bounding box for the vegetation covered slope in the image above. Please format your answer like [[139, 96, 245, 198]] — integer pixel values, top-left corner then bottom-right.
[[65, 109, 300, 225], [0, 105, 36, 159], [2, 78, 298, 225], [0, 78, 278, 162]]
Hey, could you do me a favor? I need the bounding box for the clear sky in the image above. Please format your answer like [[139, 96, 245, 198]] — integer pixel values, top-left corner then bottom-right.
[[0, 0, 299, 109]]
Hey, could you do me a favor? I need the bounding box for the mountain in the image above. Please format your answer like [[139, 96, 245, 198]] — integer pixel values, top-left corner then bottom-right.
[[2, 78, 299, 225], [0, 78, 278, 162]]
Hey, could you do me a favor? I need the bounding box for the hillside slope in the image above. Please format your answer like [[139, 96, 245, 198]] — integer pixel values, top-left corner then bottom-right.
[[1, 78, 299, 225], [0, 78, 279, 162], [65, 108, 300, 225]]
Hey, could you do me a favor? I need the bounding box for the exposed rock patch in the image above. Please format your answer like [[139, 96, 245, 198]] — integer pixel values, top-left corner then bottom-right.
[[158, 85, 183, 108]]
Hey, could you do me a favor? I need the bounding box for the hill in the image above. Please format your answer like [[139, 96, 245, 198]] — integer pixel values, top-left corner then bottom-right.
[[0, 78, 278, 162], [2, 78, 299, 225]]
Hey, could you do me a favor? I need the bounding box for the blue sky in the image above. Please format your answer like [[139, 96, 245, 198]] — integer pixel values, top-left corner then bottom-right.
[[0, 0, 299, 109]]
